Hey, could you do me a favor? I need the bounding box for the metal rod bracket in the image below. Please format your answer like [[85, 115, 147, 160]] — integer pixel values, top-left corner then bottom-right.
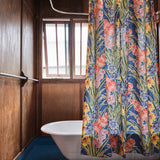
[[21, 71, 28, 87]]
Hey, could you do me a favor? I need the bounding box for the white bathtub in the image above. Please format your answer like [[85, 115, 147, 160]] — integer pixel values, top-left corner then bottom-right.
[[41, 120, 160, 160]]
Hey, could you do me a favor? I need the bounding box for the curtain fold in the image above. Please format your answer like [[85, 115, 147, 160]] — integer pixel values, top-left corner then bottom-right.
[[81, 0, 160, 158]]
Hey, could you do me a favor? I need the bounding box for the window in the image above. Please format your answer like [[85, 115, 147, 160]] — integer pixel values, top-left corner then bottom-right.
[[42, 19, 88, 79], [74, 22, 88, 78], [42, 20, 70, 78]]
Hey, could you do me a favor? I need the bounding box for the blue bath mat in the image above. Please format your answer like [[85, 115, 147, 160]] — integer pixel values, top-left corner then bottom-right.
[[17, 137, 67, 160]]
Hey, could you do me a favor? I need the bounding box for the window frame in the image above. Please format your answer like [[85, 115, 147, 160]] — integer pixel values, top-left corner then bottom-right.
[[43, 21, 70, 78], [42, 18, 88, 80]]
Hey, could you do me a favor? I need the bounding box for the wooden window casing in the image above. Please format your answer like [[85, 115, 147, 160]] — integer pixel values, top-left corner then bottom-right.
[[43, 21, 70, 78], [42, 19, 88, 79]]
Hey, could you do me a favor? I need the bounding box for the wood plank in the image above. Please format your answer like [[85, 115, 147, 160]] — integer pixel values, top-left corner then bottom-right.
[[22, 2, 34, 78], [22, 82, 36, 147], [42, 83, 81, 126], [25, 0, 35, 12], [154, 0, 158, 12], [82, 0, 89, 13], [0, 78, 20, 160], [0, 0, 21, 75], [21, 1, 36, 148], [80, 83, 85, 119], [0, 0, 21, 159], [158, 0, 160, 77]]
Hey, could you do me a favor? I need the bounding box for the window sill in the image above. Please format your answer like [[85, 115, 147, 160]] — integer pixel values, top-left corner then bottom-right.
[[40, 78, 85, 83]]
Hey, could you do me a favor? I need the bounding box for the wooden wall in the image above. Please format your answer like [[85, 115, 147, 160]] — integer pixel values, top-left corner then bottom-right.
[[154, 0, 158, 12], [40, 0, 88, 18], [0, 0, 37, 159], [0, 0, 159, 158], [42, 83, 81, 125], [38, 0, 88, 135], [38, 0, 160, 136], [0, 0, 21, 159], [21, 0, 36, 148], [40, 82, 85, 135], [158, 0, 160, 70]]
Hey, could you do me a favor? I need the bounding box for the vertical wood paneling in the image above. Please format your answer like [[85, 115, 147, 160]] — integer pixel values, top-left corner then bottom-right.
[[22, 82, 35, 147], [0, 79, 20, 160], [39, 0, 88, 133], [154, 0, 158, 11], [80, 83, 85, 119], [22, 2, 34, 78], [21, 1, 36, 148], [82, 0, 89, 13], [0, 0, 36, 159], [0, 0, 21, 159], [42, 83, 80, 125], [25, 0, 35, 11], [0, 0, 21, 75], [158, 0, 160, 73]]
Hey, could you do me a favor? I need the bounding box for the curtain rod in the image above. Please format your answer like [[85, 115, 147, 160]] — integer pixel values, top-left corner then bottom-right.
[[49, 0, 160, 17], [49, 0, 88, 16]]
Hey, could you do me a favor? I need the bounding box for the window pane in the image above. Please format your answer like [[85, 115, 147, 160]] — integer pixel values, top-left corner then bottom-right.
[[43, 22, 70, 78], [46, 24, 57, 74], [66, 24, 69, 75], [75, 23, 80, 75], [42, 35, 46, 77], [82, 23, 88, 75], [57, 24, 66, 74], [42, 20, 88, 79]]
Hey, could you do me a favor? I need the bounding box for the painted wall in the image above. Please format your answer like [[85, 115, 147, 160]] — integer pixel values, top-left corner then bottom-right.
[[0, 0, 36, 159]]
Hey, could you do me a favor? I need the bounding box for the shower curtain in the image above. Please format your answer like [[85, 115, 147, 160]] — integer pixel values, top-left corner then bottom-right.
[[81, 0, 160, 158]]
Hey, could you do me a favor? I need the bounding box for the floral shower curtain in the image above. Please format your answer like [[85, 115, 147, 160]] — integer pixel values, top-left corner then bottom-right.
[[81, 0, 160, 158]]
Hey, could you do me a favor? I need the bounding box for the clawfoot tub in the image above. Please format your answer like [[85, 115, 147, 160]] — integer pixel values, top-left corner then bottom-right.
[[41, 120, 159, 160]]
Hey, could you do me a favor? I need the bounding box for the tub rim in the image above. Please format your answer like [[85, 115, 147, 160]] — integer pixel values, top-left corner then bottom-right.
[[41, 120, 83, 136]]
